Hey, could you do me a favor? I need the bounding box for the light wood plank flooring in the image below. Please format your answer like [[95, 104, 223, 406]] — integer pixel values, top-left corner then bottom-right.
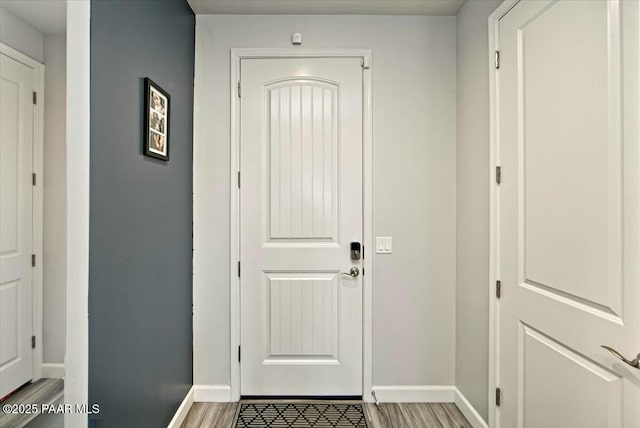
[[181, 401, 472, 428]]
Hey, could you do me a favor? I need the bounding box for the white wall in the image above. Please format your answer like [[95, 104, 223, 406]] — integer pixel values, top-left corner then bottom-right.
[[0, 7, 43, 62], [43, 34, 67, 366], [455, 0, 501, 422], [193, 15, 457, 389]]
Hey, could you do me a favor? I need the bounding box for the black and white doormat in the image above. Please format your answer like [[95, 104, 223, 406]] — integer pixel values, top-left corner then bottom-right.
[[234, 403, 369, 428]]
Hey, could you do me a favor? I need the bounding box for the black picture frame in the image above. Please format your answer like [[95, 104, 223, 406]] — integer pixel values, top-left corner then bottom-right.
[[143, 78, 170, 161]]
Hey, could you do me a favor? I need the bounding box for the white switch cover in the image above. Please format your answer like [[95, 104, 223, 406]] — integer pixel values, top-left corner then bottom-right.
[[376, 237, 392, 254]]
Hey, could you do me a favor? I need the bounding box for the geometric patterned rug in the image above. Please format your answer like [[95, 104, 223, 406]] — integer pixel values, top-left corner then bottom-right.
[[234, 403, 368, 428]]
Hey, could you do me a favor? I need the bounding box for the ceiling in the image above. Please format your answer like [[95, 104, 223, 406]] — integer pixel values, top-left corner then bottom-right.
[[0, 0, 66, 35], [187, 0, 466, 16], [0, 0, 463, 35]]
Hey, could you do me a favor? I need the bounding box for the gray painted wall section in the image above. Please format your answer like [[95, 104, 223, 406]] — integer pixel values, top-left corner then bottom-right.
[[455, 0, 501, 422], [89, 1, 194, 427]]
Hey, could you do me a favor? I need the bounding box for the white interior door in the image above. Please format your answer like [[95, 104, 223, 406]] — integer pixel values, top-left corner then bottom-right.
[[497, 1, 640, 426], [0, 52, 35, 397], [241, 57, 363, 396]]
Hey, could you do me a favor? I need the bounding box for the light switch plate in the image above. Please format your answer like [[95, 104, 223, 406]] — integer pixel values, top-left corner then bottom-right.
[[376, 237, 392, 254]]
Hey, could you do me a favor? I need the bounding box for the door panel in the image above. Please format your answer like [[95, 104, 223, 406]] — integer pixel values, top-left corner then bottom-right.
[[267, 82, 338, 243], [521, 0, 620, 314], [1, 79, 20, 255], [265, 273, 338, 359], [498, 1, 639, 426], [520, 324, 623, 428], [241, 57, 363, 396], [0, 52, 34, 397], [0, 282, 19, 365]]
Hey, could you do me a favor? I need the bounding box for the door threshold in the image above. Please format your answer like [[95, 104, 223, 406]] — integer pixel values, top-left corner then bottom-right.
[[241, 395, 363, 402]]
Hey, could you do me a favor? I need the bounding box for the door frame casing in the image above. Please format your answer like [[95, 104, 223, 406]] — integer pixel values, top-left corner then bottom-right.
[[0, 42, 45, 383], [230, 48, 373, 402], [65, 2, 91, 426], [488, 1, 520, 427]]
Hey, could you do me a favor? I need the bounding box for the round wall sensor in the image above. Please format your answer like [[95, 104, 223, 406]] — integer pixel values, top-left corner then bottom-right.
[[292, 33, 303, 45]]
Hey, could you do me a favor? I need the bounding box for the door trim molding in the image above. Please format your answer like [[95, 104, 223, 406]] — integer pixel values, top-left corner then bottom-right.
[[488, 2, 520, 428], [0, 42, 45, 383], [229, 48, 373, 402], [65, 2, 91, 426]]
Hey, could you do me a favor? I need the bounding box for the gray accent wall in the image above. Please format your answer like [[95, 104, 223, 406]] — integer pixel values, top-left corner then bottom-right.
[[455, 0, 501, 422], [89, 1, 194, 426]]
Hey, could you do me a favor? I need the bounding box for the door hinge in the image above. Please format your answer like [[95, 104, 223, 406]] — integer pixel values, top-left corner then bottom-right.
[[32, 254, 36, 267], [33, 91, 37, 105], [237, 171, 241, 188], [496, 387, 501, 406], [32, 336, 36, 349], [237, 261, 241, 277], [32, 173, 36, 186], [237, 81, 241, 98], [238, 346, 241, 362], [495, 50, 501, 69], [496, 166, 502, 185], [362, 246, 365, 259], [496, 280, 502, 299]]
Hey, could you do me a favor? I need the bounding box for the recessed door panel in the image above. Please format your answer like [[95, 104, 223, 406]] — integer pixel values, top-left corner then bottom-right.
[[265, 273, 338, 360], [267, 81, 339, 243], [520, 0, 620, 315], [520, 325, 622, 428], [0, 79, 20, 255], [0, 282, 19, 366]]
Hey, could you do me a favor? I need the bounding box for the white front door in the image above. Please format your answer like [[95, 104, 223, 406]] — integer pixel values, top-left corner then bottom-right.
[[240, 57, 363, 396], [498, 1, 640, 427], [0, 52, 35, 397]]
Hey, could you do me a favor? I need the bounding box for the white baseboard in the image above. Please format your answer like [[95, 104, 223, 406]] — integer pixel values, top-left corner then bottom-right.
[[453, 387, 488, 428], [371, 385, 455, 403], [193, 384, 232, 402], [167, 386, 194, 428], [41, 363, 65, 379], [370, 385, 487, 427]]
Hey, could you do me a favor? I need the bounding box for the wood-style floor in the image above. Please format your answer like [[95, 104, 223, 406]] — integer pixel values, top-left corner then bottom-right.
[[0, 378, 64, 428], [181, 401, 472, 428]]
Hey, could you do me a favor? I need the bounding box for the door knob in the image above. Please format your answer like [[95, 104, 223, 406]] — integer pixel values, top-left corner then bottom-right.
[[341, 267, 360, 278], [601, 345, 640, 369]]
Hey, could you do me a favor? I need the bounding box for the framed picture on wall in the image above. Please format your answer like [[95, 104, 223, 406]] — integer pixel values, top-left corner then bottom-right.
[[143, 78, 170, 161]]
